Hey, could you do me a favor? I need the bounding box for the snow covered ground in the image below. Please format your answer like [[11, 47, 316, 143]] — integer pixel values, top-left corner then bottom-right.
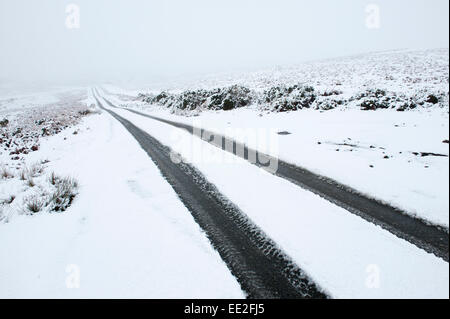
[[107, 49, 449, 229], [0, 48, 448, 299], [0, 89, 243, 298]]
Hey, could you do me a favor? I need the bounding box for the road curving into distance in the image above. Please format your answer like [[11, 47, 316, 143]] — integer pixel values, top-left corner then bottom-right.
[[98, 88, 449, 262], [94, 90, 327, 299]]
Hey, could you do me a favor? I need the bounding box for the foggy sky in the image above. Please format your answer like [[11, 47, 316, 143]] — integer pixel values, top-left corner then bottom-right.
[[0, 0, 448, 86]]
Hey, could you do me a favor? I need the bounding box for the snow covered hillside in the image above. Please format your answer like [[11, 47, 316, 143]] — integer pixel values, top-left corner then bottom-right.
[[119, 48, 449, 114]]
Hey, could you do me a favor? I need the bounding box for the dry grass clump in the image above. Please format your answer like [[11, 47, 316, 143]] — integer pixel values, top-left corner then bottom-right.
[[0, 166, 14, 179], [48, 175, 79, 212], [17, 162, 46, 184], [27, 177, 35, 187], [24, 196, 44, 214]]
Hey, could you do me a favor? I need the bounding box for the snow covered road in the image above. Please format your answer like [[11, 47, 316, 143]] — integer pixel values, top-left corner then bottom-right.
[[100, 92, 449, 261], [94, 92, 325, 298], [95, 90, 448, 299]]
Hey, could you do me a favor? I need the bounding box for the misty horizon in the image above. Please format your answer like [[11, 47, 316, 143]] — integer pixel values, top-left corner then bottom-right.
[[1, 0, 449, 86]]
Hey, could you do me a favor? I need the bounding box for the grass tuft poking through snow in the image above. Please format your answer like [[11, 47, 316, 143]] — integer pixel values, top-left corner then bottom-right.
[[25, 196, 44, 214], [1, 161, 80, 221], [26, 176, 35, 188], [48, 171, 57, 185], [20, 173, 79, 215], [1, 166, 14, 179], [19, 168, 27, 181], [48, 175, 79, 212], [28, 163, 44, 177]]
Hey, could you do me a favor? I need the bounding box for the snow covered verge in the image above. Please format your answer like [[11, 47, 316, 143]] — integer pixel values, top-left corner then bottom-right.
[[0, 89, 243, 298], [105, 49, 449, 229], [0, 88, 95, 221]]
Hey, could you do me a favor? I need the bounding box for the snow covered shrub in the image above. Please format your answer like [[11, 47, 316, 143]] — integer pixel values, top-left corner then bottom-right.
[[139, 91, 180, 110], [396, 99, 418, 112], [315, 98, 345, 110], [48, 176, 79, 212], [414, 91, 448, 108], [206, 85, 253, 110], [261, 84, 317, 112], [169, 86, 254, 111], [354, 88, 447, 111], [359, 99, 390, 110], [321, 90, 343, 97], [177, 90, 211, 110], [140, 85, 254, 111], [0, 119, 8, 127], [356, 89, 392, 110], [150, 92, 169, 104]]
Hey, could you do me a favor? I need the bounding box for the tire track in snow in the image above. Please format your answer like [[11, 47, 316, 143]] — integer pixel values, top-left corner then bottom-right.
[[94, 91, 327, 299], [99, 89, 449, 262]]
